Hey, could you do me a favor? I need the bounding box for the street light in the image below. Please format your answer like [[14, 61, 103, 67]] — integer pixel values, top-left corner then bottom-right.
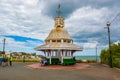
[[106, 21, 113, 68], [2, 38, 6, 54]]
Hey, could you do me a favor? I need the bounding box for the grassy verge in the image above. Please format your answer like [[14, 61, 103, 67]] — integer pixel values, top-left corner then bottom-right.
[[13, 59, 40, 62]]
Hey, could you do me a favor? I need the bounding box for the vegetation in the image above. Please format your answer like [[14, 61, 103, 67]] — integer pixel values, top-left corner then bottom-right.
[[100, 43, 120, 68], [76, 60, 96, 63], [0, 51, 3, 54], [0, 51, 41, 63], [12, 59, 39, 62]]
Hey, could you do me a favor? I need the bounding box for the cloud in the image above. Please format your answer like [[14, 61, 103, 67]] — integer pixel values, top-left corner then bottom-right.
[[65, 6, 120, 45], [65, 7, 107, 44], [0, 0, 120, 55], [40, 0, 120, 18], [0, 0, 54, 40]]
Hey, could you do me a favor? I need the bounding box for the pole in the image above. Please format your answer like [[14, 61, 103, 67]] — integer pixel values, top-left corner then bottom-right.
[[106, 22, 113, 68], [3, 38, 6, 54], [96, 46, 97, 63]]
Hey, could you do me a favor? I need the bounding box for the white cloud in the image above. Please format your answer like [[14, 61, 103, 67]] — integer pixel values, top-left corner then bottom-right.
[[66, 6, 111, 34], [0, 0, 54, 40], [0, 0, 120, 55], [0, 1, 119, 41], [83, 42, 97, 48]]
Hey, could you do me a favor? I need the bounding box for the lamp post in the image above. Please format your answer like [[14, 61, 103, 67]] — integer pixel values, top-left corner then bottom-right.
[[106, 21, 113, 68], [2, 38, 6, 54]]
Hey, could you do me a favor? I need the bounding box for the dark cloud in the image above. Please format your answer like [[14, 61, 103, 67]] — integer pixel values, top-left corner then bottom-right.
[[0, 0, 120, 53], [71, 30, 108, 45], [40, 0, 120, 18]]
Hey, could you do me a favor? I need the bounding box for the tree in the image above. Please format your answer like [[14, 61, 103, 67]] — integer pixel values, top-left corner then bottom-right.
[[100, 43, 120, 68], [0, 51, 3, 54], [31, 53, 36, 56], [20, 52, 27, 55]]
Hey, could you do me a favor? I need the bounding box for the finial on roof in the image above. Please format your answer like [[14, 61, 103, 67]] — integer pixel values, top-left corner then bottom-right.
[[57, 3, 61, 16], [54, 3, 64, 28]]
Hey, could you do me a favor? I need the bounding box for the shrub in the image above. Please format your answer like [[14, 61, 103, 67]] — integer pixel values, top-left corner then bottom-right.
[[100, 43, 120, 68], [76, 60, 82, 63]]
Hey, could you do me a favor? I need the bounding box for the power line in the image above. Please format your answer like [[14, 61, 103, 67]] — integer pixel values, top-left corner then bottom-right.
[[110, 12, 120, 24]]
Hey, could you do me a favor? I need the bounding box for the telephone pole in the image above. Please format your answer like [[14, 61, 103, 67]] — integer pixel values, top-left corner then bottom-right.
[[106, 22, 113, 68], [3, 38, 6, 54], [96, 46, 97, 63], [105, 12, 120, 68]]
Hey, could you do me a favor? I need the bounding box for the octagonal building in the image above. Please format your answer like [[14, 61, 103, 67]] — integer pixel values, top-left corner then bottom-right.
[[35, 4, 82, 65]]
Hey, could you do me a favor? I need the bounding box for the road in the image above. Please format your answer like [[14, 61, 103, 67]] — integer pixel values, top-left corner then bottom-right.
[[0, 62, 120, 80]]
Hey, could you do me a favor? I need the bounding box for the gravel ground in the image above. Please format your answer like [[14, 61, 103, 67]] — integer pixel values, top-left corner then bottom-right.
[[0, 62, 120, 80]]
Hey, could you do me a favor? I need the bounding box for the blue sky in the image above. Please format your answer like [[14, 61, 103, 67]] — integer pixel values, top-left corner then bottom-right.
[[0, 0, 120, 56]]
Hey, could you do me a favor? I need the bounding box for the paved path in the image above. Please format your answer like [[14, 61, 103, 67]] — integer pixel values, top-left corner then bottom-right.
[[0, 62, 120, 80], [27, 63, 90, 70]]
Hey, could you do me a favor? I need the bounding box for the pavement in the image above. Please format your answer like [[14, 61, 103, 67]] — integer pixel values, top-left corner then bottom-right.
[[27, 63, 90, 70], [0, 62, 120, 80]]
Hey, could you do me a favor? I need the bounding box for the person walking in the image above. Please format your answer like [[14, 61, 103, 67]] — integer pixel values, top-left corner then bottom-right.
[[9, 55, 13, 66], [22, 55, 25, 63]]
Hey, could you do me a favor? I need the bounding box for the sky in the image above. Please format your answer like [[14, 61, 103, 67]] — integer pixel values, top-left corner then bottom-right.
[[0, 0, 120, 56]]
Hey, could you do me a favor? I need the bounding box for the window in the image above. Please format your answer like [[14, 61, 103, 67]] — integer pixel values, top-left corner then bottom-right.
[[52, 40, 56, 42], [57, 40, 61, 43], [68, 41, 71, 43], [64, 40, 66, 42]]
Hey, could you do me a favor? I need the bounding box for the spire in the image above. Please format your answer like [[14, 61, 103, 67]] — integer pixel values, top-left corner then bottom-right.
[[54, 3, 64, 28], [57, 3, 61, 16]]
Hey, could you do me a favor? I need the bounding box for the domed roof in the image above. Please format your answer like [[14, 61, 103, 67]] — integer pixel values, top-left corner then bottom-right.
[[45, 27, 72, 41]]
